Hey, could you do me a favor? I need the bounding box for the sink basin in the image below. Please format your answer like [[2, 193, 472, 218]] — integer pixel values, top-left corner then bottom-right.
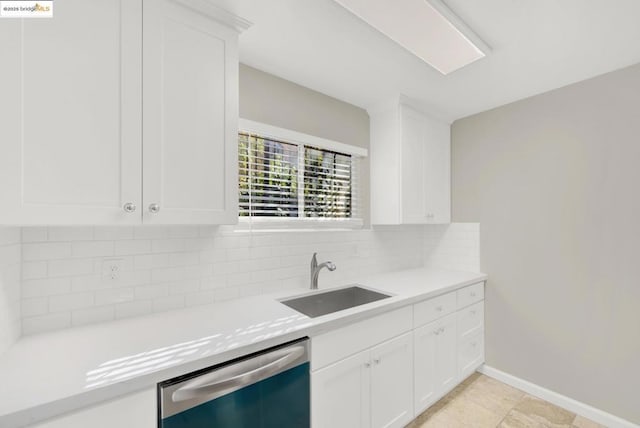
[[280, 285, 391, 318]]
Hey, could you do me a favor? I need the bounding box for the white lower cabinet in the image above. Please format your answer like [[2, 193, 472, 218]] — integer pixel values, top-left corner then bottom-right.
[[312, 333, 413, 428], [28, 388, 155, 428], [370, 334, 414, 428], [312, 349, 372, 428], [413, 313, 458, 416], [312, 283, 485, 426], [458, 329, 485, 380]]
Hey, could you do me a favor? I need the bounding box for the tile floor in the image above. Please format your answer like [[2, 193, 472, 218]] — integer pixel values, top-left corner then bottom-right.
[[407, 373, 606, 428]]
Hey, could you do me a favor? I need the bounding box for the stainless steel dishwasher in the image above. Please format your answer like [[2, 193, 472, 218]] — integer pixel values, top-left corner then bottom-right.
[[158, 338, 310, 428]]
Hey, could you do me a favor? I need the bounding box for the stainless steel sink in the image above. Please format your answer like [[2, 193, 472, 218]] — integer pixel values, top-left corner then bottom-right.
[[280, 285, 391, 318]]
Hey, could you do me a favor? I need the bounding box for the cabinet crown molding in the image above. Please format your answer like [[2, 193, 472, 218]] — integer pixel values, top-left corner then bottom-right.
[[366, 94, 452, 125], [171, 0, 253, 32]]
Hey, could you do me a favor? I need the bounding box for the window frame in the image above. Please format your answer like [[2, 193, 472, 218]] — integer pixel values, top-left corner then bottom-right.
[[237, 119, 368, 231]]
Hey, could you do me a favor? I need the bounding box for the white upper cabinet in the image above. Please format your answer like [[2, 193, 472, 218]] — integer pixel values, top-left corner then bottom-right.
[[0, 0, 248, 225], [142, 0, 240, 224], [369, 98, 451, 225], [0, 0, 142, 225]]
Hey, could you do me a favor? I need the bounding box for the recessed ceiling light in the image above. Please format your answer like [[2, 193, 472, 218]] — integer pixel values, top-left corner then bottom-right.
[[333, 0, 491, 75]]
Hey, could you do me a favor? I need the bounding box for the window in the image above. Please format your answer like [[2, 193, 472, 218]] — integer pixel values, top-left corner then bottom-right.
[[238, 120, 366, 228]]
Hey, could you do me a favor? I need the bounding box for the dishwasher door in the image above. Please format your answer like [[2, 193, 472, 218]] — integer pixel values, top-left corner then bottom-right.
[[158, 338, 310, 428]]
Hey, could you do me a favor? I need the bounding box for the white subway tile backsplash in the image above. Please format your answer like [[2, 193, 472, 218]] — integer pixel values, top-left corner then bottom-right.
[[11, 223, 479, 336], [0, 245, 20, 266], [71, 241, 115, 258], [48, 227, 93, 242], [23, 243, 72, 261], [152, 239, 185, 253], [22, 262, 48, 280], [152, 267, 186, 283], [167, 280, 199, 296], [115, 240, 152, 256], [21, 227, 48, 243], [22, 312, 71, 335], [115, 300, 152, 319], [185, 291, 215, 307], [94, 288, 135, 306], [93, 226, 134, 241], [72, 305, 115, 327], [22, 278, 71, 298], [153, 295, 185, 312], [48, 258, 94, 278], [49, 292, 94, 313], [424, 223, 480, 272], [212, 286, 239, 302], [21, 298, 48, 318], [71, 275, 111, 292], [133, 226, 169, 240], [134, 284, 169, 300]]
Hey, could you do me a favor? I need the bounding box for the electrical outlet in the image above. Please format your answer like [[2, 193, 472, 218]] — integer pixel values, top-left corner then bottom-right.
[[102, 258, 124, 281]]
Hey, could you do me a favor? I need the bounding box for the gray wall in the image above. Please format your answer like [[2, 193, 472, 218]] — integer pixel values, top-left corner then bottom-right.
[[452, 63, 640, 423], [239, 64, 370, 222]]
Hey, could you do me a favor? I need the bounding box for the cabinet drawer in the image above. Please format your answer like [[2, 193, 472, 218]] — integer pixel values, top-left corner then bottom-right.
[[311, 306, 413, 371], [457, 301, 484, 340], [456, 282, 484, 309], [458, 330, 484, 380], [413, 291, 456, 327]]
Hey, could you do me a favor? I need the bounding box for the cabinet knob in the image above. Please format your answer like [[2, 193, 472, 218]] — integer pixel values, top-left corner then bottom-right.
[[148, 203, 160, 214], [123, 202, 136, 213], [364, 362, 371, 368], [436, 305, 443, 312], [439, 327, 445, 334], [373, 358, 381, 365], [433, 329, 440, 335], [470, 292, 476, 297], [470, 310, 476, 315]]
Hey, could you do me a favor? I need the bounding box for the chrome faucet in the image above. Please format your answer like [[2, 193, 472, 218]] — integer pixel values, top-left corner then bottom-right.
[[310, 253, 336, 290]]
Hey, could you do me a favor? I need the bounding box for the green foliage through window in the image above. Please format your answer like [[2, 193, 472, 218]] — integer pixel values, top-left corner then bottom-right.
[[239, 132, 353, 219]]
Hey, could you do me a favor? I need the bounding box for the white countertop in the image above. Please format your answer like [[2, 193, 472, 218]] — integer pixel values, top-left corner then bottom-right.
[[0, 267, 487, 427]]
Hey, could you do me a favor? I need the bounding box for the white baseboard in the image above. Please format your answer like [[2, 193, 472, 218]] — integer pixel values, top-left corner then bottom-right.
[[478, 365, 639, 428]]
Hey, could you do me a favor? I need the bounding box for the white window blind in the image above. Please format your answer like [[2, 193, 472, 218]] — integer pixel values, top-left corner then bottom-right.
[[238, 131, 361, 223]]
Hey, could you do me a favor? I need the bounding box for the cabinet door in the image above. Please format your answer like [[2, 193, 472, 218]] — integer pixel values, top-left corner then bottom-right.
[[143, 0, 239, 224], [399, 105, 428, 224], [312, 350, 371, 428], [27, 389, 155, 428], [459, 329, 485, 380], [370, 333, 413, 428], [0, 0, 142, 225], [413, 313, 457, 416], [436, 313, 458, 394], [423, 115, 451, 223]]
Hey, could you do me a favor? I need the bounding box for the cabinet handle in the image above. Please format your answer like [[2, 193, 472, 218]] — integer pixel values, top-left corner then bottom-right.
[[439, 327, 445, 334], [373, 358, 381, 365], [436, 305, 443, 312], [433, 329, 440, 335], [123, 202, 136, 213], [364, 362, 371, 368], [149, 203, 160, 214], [470, 310, 476, 315], [470, 292, 476, 297]]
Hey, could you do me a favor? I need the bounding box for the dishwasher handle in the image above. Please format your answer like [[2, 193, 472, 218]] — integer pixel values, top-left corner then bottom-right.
[[172, 345, 306, 402]]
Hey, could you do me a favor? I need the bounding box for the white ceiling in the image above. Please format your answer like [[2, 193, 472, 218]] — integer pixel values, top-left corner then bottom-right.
[[211, 0, 640, 122]]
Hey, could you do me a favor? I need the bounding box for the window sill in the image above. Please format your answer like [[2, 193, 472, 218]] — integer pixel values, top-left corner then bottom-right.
[[224, 217, 364, 234]]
